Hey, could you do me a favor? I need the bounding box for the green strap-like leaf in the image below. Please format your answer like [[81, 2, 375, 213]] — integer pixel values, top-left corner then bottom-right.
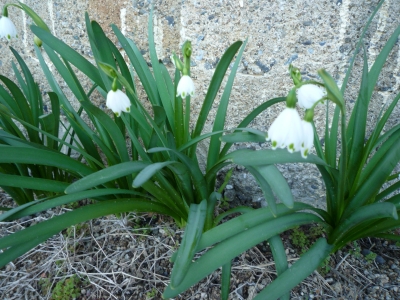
[[253, 238, 332, 300], [0, 188, 147, 222], [169, 199, 207, 288], [132, 161, 176, 188], [112, 25, 161, 106], [331, 202, 398, 245], [163, 213, 322, 298], [346, 136, 400, 213], [65, 161, 150, 194], [0, 146, 93, 176], [220, 97, 285, 157], [31, 26, 105, 91], [148, 147, 208, 202], [346, 47, 369, 188], [192, 41, 243, 142], [258, 165, 294, 209], [246, 166, 277, 216], [206, 39, 247, 172], [197, 202, 323, 253], [225, 148, 328, 166], [0, 173, 68, 193], [0, 199, 179, 268], [148, 10, 174, 131], [267, 235, 290, 300], [221, 261, 232, 300]]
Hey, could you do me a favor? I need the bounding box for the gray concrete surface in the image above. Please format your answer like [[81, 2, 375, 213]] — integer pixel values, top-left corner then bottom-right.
[[0, 0, 399, 206]]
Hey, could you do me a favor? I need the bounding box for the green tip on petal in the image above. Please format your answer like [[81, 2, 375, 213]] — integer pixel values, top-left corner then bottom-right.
[[271, 141, 277, 148]]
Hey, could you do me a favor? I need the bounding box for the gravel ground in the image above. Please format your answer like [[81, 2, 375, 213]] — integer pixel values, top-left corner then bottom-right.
[[1, 193, 400, 300]]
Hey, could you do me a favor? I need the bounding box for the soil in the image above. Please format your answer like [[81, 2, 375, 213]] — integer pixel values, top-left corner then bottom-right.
[[1, 192, 400, 300]]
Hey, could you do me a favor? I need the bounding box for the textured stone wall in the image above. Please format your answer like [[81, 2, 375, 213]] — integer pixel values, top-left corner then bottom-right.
[[1, 0, 399, 206]]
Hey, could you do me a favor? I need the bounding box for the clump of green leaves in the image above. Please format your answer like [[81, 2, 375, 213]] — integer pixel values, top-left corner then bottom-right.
[[364, 251, 377, 264], [289, 226, 309, 253], [164, 1, 400, 299], [145, 288, 158, 299], [39, 277, 52, 295], [0, 0, 268, 270], [51, 275, 82, 300], [349, 241, 362, 258], [289, 224, 326, 253]]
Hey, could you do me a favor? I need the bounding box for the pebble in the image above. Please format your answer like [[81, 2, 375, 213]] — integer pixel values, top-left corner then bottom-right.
[[375, 255, 386, 264]]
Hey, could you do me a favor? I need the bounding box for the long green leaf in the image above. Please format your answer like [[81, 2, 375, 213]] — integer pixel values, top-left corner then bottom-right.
[[147, 147, 208, 202], [221, 262, 232, 300], [170, 200, 207, 288], [0, 146, 93, 176], [253, 238, 332, 300], [197, 202, 324, 254], [345, 137, 400, 214], [0, 199, 179, 268], [206, 39, 247, 171], [148, 10, 174, 130], [10, 47, 40, 126], [225, 149, 328, 166], [367, 23, 400, 100], [331, 202, 397, 245], [259, 165, 294, 209], [192, 41, 243, 141], [163, 213, 322, 298], [246, 166, 277, 216], [132, 161, 176, 188], [0, 189, 146, 222], [111, 26, 161, 106], [346, 47, 369, 188], [340, 0, 385, 94], [268, 234, 290, 300], [220, 97, 285, 157], [80, 101, 130, 163], [30, 26, 105, 92], [0, 173, 68, 193], [65, 161, 150, 194]]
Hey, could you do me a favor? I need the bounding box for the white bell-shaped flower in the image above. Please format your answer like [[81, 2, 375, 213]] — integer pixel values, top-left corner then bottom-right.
[[267, 107, 304, 153], [296, 84, 326, 109], [106, 89, 131, 117], [0, 16, 17, 41], [300, 120, 314, 158], [176, 75, 195, 98]]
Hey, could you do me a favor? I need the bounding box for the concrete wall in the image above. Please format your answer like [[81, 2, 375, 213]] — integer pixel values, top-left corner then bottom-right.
[[1, 0, 399, 206]]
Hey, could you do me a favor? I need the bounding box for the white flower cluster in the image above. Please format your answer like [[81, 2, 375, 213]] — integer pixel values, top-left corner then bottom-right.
[[267, 84, 326, 158], [0, 16, 17, 41]]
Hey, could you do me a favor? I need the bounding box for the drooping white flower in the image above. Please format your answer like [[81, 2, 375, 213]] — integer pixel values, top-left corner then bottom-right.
[[300, 120, 314, 158], [106, 89, 131, 117], [267, 107, 304, 153], [0, 16, 17, 41], [296, 84, 326, 109], [177, 75, 195, 98]]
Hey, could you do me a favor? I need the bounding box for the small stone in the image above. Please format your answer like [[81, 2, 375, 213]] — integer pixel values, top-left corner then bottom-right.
[[375, 255, 386, 264], [361, 249, 371, 256], [332, 282, 342, 294]]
